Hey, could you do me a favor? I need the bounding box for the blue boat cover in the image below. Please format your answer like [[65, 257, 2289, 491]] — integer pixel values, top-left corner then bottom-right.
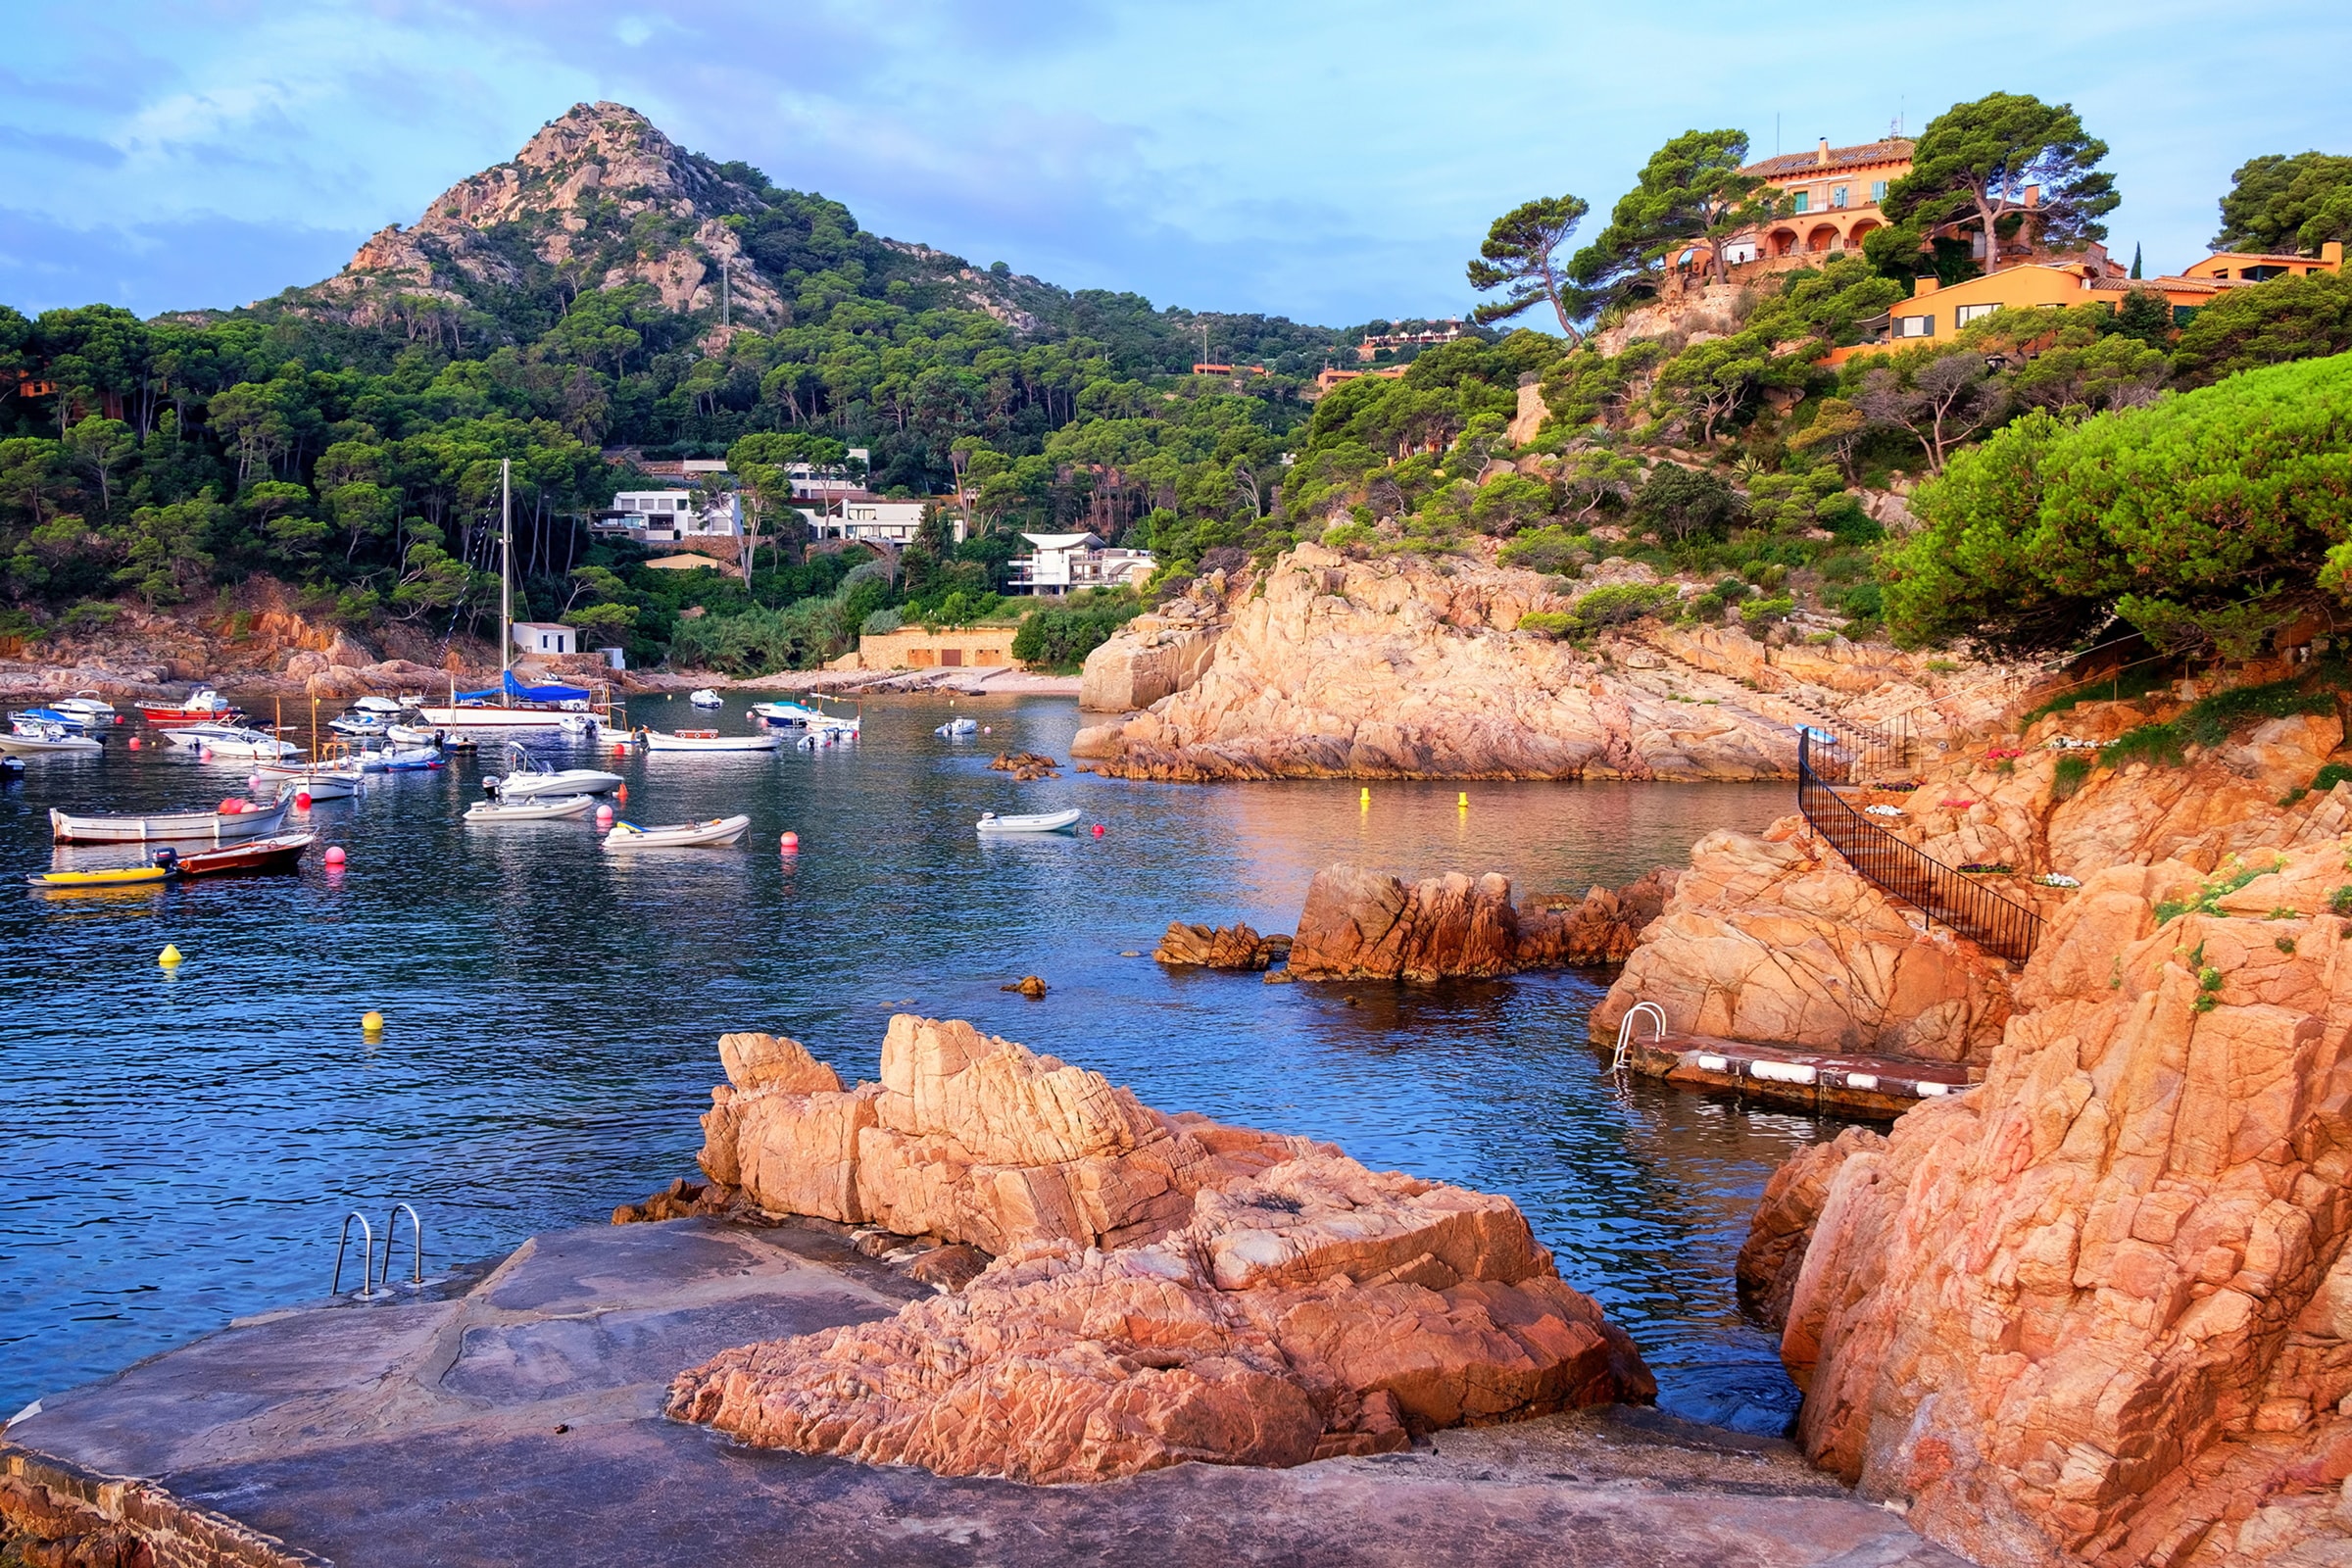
[[455, 670, 592, 703]]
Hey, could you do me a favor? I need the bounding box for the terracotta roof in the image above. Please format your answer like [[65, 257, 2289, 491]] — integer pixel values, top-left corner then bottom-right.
[[1744, 139, 1913, 180], [2085, 275, 2229, 295]]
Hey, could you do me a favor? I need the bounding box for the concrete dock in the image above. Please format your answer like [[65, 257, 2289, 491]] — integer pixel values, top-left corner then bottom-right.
[[1618, 1030, 1979, 1119], [5, 1218, 1969, 1567]]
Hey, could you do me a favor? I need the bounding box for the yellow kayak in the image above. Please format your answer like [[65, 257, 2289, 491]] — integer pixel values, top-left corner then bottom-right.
[[26, 865, 172, 888]]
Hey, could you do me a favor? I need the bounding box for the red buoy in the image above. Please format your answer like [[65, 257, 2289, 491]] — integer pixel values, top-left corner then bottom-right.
[[218, 798, 243, 814], [1092, 823, 1105, 837], [615, 783, 628, 803], [295, 791, 313, 809], [323, 845, 346, 866], [596, 805, 614, 828], [780, 831, 800, 852], [127, 736, 140, 750]]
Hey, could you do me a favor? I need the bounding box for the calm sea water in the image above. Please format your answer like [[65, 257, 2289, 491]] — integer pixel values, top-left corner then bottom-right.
[[0, 694, 1822, 1433]]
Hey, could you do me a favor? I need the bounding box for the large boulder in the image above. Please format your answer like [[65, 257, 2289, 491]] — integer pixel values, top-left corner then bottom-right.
[[1741, 842, 2352, 1568], [1287, 866, 1524, 981], [1590, 818, 2015, 1063], [667, 1016, 1655, 1482], [1079, 615, 1223, 712]]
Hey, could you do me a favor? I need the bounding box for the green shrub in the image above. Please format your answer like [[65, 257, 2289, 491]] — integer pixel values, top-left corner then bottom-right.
[[1569, 582, 1679, 631], [2177, 677, 2335, 747], [1713, 575, 1753, 603], [2331, 885, 2352, 917], [1740, 594, 1794, 629], [2315, 762, 2352, 796], [1518, 611, 1575, 636], [1684, 592, 1726, 624], [2154, 857, 2280, 923], [1009, 590, 1143, 672], [1838, 581, 1885, 620], [1497, 525, 1595, 574]]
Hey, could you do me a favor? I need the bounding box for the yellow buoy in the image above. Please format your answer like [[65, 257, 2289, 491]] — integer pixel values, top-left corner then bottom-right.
[[362, 1010, 385, 1034], [158, 944, 183, 967], [1458, 792, 1469, 809]]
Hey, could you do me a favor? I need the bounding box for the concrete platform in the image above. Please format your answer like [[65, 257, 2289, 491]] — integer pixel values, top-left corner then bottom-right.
[[4, 1219, 1972, 1567], [1621, 1031, 1979, 1120]]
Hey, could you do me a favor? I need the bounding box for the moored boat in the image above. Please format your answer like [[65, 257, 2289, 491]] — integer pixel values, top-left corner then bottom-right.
[[465, 793, 597, 822], [0, 723, 104, 756], [935, 716, 978, 738], [689, 688, 723, 708], [974, 808, 1085, 835], [485, 743, 623, 798], [50, 694, 122, 726], [136, 687, 241, 726], [257, 762, 364, 802], [14, 707, 94, 733], [640, 728, 781, 753], [602, 814, 752, 850], [163, 722, 301, 760], [165, 833, 315, 877], [51, 798, 293, 844]]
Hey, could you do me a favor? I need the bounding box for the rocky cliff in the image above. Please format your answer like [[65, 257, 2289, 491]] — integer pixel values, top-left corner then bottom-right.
[[1737, 840, 2352, 1568], [670, 1016, 1653, 1481], [289, 102, 1044, 335], [1075, 543, 1957, 782]]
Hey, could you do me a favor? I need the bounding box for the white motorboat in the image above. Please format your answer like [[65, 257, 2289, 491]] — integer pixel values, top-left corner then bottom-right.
[[640, 728, 781, 753], [51, 694, 122, 726], [272, 769, 362, 803], [350, 696, 406, 715], [466, 793, 596, 822], [14, 708, 94, 733], [0, 722, 103, 756], [164, 722, 301, 760], [935, 717, 978, 738], [602, 814, 752, 850], [752, 700, 821, 727], [330, 711, 393, 738], [688, 689, 723, 708], [486, 743, 623, 799], [51, 797, 292, 844], [975, 808, 1085, 835]]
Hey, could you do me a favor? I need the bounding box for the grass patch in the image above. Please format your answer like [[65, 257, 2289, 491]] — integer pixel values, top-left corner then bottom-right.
[[2177, 678, 2335, 747], [2102, 722, 2186, 769], [2051, 752, 2093, 802]]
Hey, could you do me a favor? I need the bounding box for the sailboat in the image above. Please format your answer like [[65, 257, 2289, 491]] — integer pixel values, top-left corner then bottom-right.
[[409, 459, 600, 732]]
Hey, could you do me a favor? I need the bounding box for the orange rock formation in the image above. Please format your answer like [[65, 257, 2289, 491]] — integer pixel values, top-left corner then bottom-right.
[[670, 1017, 1653, 1480]]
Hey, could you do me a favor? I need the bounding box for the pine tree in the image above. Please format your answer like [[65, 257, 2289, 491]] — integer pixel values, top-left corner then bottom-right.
[[2131, 244, 2143, 279]]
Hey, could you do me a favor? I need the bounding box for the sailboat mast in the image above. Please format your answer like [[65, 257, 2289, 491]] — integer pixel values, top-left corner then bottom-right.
[[500, 458, 513, 677]]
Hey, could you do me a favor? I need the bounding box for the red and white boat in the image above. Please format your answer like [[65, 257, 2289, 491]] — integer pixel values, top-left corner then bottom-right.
[[136, 686, 245, 727]]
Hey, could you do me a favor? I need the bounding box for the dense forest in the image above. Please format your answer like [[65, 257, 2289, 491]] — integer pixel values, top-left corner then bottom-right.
[[3, 94, 2350, 676]]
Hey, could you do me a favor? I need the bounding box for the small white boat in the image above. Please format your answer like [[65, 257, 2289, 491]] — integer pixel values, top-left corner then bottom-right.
[[641, 728, 781, 753], [752, 700, 822, 727], [164, 723, 301, 760], [350, 696, 406, 715], [0, 723, 103, 756], [975, 808, 1084, 835], [487, 743, 623, 799], [602, 814, 751, 850], [466, 793, 596, 822], [261, 765, 364, 802], [51, 694, 122, 726], [689, 688, 723, 708], [935, 717, 978, 738], [330, 711, 393, 737]]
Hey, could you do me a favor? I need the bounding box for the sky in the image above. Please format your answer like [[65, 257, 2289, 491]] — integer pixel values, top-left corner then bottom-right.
[[3, 0, 2347, 327]]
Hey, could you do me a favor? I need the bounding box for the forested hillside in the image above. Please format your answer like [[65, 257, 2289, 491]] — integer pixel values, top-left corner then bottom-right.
[[5, 95, 2351, 679]]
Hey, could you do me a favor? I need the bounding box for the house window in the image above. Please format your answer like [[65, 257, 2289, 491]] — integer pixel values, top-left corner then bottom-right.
[[1790, 189, 1810, 214], [1955, 304, 2001, 325], [1831, 186, 1849, 210], [1870, 180, 1888, 203], [2173, 305, 2202, 326], [1893, 314, 1936, 338]]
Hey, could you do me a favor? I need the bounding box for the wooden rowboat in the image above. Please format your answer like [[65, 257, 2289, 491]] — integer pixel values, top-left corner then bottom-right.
[[50, 798, 292, 845], [640, 729, 780, 752]]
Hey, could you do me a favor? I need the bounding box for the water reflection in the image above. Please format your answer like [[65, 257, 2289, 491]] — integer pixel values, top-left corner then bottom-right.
[[0, 692, 1819, 1432]]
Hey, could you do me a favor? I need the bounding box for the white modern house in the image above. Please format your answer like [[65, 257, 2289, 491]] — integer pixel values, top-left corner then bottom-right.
[[794, 496, 945, 547], [513, 621, 577, 656], [595, 490, 742, 542], [1007, 532, 1156, 595]]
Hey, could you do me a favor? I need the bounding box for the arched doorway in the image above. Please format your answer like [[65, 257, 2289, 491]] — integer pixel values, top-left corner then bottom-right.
[[1806, 223, 1840, 254], [1768, 228, 1799, 257]]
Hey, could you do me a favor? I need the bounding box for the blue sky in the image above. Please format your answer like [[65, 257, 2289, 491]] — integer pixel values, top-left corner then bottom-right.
[[4, 0, 2347, 326]]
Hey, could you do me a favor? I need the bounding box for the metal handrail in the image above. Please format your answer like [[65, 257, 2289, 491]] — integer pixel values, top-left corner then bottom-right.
[[331, 1212, 378, 1299], [378, 1203, 424, 1293], [1797, 731, 2043, 963], [1613, 1003, 1666, 1071]]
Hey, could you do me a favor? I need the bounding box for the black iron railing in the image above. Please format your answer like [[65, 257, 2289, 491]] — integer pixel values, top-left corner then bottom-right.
[[1797, 731, 2043, 963]]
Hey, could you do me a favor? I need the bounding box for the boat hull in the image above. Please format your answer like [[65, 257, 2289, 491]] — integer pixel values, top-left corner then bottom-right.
[[642, 732, 781, 752], [495, 769, 623, 798], [0, 733, 103, 756], [602, 814, 751, 850], [172, 833, 314, 877], [51, 800, 294, 845], [466, 794, 596, 822], [408, 706, 574, 730], [975, 808, 1085, 835]]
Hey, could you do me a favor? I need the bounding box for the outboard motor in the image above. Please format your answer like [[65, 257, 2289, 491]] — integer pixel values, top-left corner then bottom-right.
[[151, 847, 179, 872]]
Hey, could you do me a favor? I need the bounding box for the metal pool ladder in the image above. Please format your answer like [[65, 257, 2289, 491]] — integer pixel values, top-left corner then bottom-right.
[[1613, 1003, 1667, 1072], [329, 1203, 427, 1299]]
